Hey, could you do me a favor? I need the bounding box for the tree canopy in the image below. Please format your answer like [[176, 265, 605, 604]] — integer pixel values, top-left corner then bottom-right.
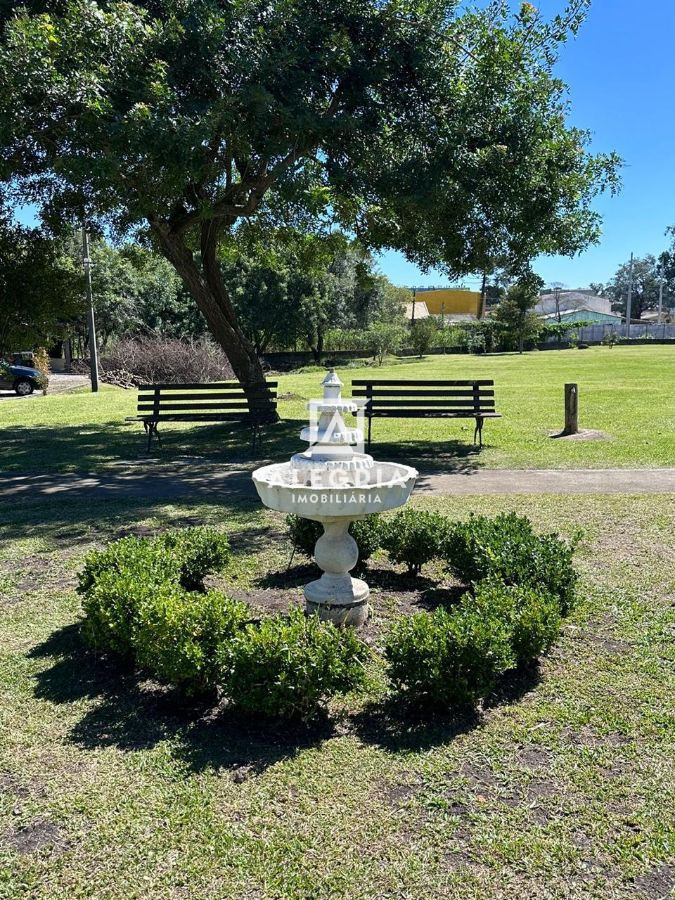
[[0, 0, 620, 405]]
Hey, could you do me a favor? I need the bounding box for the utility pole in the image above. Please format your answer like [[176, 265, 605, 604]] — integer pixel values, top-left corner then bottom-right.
[[479, 271, 487, 320], [554, 285, 562, 323], [658, 272, 664, 323], [83, 228, 99, 393], [625, 252, 634, 338], [411, 287, 416, 326]]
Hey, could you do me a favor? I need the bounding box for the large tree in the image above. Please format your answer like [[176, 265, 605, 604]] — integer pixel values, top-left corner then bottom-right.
[[0, 0, 619, 416]]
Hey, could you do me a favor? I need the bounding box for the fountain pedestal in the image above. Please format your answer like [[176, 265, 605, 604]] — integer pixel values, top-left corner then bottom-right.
[[304, 519, 370, 626]]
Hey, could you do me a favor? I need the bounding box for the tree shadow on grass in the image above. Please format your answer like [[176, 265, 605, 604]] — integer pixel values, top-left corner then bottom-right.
[[364, 437, 484, 475], [2, 416, 485, 480], [351, 665, 542, 756], [0, 483, 266, 553], [29, 624, 332, 775], [1, 418, 303, 475]]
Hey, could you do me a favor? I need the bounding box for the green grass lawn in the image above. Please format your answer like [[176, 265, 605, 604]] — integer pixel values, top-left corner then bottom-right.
[[0, 490, 673, 898], [1, 345, 674, 473]]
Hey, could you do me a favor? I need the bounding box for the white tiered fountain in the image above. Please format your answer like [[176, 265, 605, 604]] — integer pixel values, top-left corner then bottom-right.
[[252, 370, 417, 626]]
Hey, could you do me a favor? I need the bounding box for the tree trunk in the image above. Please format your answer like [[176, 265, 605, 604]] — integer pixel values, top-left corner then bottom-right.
[[151, 221, 278, 422]]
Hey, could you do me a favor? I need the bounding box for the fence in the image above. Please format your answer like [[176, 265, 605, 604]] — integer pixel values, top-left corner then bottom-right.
[[544, 322, 675, 344]]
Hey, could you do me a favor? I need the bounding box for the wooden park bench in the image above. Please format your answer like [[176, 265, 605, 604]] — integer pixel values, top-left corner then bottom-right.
[[127, 381, 278, 453], [351, 379, 500, 449]]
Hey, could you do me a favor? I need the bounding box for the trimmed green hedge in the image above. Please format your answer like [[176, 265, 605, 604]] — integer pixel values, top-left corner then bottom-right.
[[385, 599, 515, 708], [77, 510, 579, 717], [134, 588, 248, 695], [443, 512, 578, 613], [380, 507, 447, 575], [78, 528, 370, 715], [220, 607, 370, 719], [384, 578, 564, 708]]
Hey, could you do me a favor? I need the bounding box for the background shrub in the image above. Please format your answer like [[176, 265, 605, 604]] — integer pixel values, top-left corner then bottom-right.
[[443, 512, 578, 613], [346, 517, 382, 568], [385, 603, 515, 709], [222, 608, 370, 719], [32, 346, 50, 394], [134, 589, 248, 694], [380, 508, 447, 575], [87, 336, 234, 388], [286, 515, 322, 558]]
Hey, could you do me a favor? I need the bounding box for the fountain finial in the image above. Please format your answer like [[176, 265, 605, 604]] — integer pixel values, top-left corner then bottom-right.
[[321, 368, 343, 399]]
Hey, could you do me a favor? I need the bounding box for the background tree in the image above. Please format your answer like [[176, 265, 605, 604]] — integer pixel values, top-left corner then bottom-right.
[[492, 272, 544, 353], [121, 246, 202, 340], [0, 208, 81, 354], [367, 322, 406, 366], [225, 232, 403, 360], [63, 235, 200, 350], [409, 318, 438, 358], [0, 0, 619, 416], [604, 255, 661, 319]]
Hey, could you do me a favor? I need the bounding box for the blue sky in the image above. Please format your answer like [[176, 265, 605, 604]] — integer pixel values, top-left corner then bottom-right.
[[379, 0, 675, 289]]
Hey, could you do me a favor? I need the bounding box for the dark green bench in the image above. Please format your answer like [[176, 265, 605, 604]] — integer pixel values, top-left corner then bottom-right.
[[351, 379, 500, 449], [127, 381, 278, 452]]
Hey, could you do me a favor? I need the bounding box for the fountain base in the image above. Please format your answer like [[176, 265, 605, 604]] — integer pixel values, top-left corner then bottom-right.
[[305, 574, 370, 627]]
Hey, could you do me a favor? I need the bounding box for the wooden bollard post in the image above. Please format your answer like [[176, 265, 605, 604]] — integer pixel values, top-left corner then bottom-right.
[[564, 383, 579, 435]]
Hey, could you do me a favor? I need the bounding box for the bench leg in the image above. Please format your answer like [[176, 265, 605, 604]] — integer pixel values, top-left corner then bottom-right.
[[145, 421, 160, 453], [251, 423, 262, 454], [473, 417, 484, 448], [367, 416, 372, 452]]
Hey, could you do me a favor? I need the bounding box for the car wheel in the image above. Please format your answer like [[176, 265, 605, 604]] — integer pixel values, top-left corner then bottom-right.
[[14, 378, 34, 397]]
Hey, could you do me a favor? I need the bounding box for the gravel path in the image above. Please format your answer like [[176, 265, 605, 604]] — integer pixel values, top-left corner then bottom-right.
[[2, 465, 674, 507]]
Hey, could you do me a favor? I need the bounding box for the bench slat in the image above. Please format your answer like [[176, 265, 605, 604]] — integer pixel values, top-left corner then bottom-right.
[[351, 379, 494, 387], [138, 402, 256, 412], [137, 381, 277, 391], [365, 410, 502, 419], [138, 391, 276, 402], [352, 388, 494, 398], [363, 399, 495, 410], [136, 413, 271, 422]]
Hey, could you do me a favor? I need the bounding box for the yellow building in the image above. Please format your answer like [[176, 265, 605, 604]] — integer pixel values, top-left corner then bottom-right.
[[413, 288, 481, 318]]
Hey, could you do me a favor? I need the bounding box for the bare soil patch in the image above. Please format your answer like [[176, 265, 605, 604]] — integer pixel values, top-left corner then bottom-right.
[[549, 429, 613, 441], [3, 820, 66, 855]]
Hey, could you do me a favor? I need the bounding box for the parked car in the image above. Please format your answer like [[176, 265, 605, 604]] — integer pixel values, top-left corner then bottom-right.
[[0, 359, 42, 396]]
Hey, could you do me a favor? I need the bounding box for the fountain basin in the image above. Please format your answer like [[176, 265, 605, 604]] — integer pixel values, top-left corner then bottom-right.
[[252, 461, 418, 520]]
